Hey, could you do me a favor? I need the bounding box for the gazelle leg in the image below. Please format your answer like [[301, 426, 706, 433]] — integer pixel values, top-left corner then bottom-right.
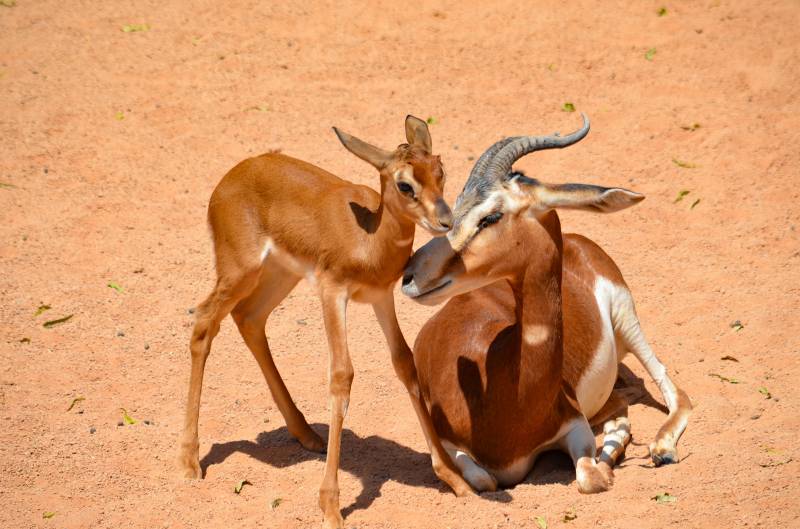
[[231, 261, 324, 452], [318, 283, 352, 529], [590, 390, 631, 471], [559, 415, 613, 494], [178, 269, 259, 478], [613, 290, 692, 466], [372, 292, 475, 497]]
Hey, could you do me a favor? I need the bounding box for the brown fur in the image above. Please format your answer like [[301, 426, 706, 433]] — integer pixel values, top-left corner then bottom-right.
[[415, 233, 617, 471], [178, 118, 469, 529]]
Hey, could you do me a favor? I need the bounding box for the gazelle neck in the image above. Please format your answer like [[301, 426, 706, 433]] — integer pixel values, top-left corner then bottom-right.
[[509, 211, 565, 397]]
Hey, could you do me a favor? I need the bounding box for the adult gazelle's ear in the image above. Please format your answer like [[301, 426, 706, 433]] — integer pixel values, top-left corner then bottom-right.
[[512, 175, 644, 213], [405, 115, 432, 153], [332, 127, 394, 170]]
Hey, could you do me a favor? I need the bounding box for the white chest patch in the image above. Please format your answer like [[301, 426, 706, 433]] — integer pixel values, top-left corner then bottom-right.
[[574, 276, 621, 419]]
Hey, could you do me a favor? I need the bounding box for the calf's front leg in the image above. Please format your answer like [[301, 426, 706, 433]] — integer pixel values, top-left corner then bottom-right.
[[372, 291, 475, 497]]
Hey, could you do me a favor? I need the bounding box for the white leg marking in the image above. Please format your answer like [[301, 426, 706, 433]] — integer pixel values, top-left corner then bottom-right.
[[575, 277, 620, 418], [441, 441, 496, 492], [606, 278, 679, 412]]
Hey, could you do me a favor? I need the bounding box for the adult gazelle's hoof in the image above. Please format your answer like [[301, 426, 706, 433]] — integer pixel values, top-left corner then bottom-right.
[[650, 439, 680, 466], [576, 458, 613, 494]]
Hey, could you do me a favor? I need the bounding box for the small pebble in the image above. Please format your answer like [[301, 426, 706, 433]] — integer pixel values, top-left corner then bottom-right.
[[117, 421, 124, 427], [89, 427, 96, 434], [187, 307, 196, 314], [144, 343, 150, 350], [144, 419, 152, 425], [117, 330, 125, 337], [751, 413, 761, 420]]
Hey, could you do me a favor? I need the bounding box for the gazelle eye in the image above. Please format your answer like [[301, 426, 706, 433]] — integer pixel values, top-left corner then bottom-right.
[[397, 181, 415, 197], [478, 212, 503, 230]]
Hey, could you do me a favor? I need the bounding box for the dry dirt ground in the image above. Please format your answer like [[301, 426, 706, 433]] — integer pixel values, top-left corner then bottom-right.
[[2, 1, 799, 528]]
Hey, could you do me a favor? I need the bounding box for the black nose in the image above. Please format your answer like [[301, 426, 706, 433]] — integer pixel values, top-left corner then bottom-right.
[[402, 272, 413, 286], [435, 198, 453, 230]]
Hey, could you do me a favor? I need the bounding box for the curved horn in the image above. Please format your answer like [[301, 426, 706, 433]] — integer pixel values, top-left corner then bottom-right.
[[483, 113, 591, 182], [466, 136, 521, 184]]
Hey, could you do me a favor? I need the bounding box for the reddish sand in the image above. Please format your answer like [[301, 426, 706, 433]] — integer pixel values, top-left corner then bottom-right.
[[2, 1, 799, 528]]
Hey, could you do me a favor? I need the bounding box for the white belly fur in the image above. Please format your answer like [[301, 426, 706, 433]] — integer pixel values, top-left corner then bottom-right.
[[574, 276, 626, 419]]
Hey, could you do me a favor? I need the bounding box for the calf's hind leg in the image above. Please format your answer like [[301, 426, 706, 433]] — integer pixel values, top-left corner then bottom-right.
[[179, 267, 260, 478], [231, 259, 325, 452]]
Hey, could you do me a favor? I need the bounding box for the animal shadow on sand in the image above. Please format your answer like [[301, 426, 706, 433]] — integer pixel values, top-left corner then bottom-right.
[[199, 363, 667, 512], [200, 424, 512, 517]]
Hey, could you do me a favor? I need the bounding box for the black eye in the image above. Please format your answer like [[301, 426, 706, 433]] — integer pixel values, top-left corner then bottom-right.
[[397, 181, 415, 197], [478, 212, 503, 230]]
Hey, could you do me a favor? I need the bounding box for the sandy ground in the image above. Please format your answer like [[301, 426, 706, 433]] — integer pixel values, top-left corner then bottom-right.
[[2, 1, 799, 527]]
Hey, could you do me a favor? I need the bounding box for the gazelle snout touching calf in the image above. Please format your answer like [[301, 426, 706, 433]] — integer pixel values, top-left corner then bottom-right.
[[403, 114, 692, 493], [179, 116, 472, 529]]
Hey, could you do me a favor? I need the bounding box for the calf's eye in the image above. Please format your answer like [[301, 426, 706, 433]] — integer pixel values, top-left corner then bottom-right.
[[397, 182, 415, 197]]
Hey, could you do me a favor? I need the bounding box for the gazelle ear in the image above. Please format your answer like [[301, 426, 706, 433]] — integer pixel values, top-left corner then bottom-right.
[[513, 177, 644, 213], [332, 127, 394, 170], [405, 115, 432, 153]]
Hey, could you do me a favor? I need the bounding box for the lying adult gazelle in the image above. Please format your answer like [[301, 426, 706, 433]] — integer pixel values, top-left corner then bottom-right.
[[403, 114, 691, 492]]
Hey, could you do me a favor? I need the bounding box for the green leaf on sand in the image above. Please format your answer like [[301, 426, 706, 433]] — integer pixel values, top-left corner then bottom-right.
[[673, 190, 690, 203], [0, 182, 18, 189], [690, 198, 701, 209], [657, 7, 668, 16], [729, 320, 744, 332], [43, 511, 55, 519], [562, 102, 576, 112], [34, 304, 52, 317], [122, 24, 150, 33], [108, 282, 124, 292], [672, 158, 697, 169], [709, 373, 741, 384], [563, 509, 577, 522], [43, 314, 74, 328], [234, 479, 251, 494], [120, 408, 137, 425], [426, 117, 437, 125], [247, 105, 269, 112], [535, 516, 547, 528], [67, 396, 85, 412], [645, 48, 657, 61], [681, 123, 701, 131], [652, 492, 677, 504], [758, 387, 772, 399], [270, 498, 283, 510], [115, 111, 125, 121], [0, 0, 17, 7]]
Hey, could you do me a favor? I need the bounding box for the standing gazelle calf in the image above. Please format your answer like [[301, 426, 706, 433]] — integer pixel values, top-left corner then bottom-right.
[[403, 114, 692, 492], [179, 116, 473, 528]]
